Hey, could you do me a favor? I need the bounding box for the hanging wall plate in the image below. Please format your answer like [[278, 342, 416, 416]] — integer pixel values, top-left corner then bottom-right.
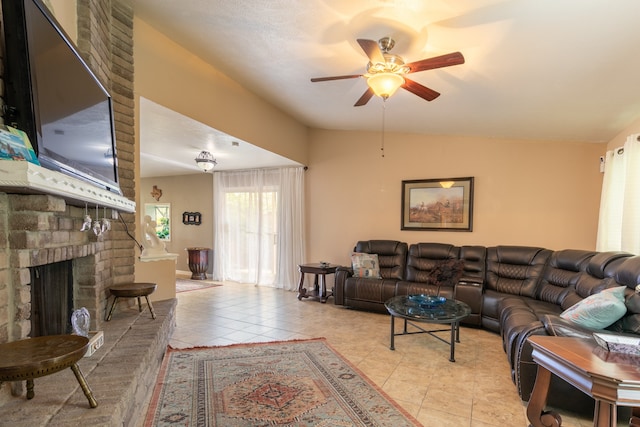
[[182, 212, 202, 225]]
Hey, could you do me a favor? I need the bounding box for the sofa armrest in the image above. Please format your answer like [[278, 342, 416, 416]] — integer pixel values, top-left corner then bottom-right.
[[540, 314, 595, 340], [454, 278, 484, 326], [334, 266, 353, 306]]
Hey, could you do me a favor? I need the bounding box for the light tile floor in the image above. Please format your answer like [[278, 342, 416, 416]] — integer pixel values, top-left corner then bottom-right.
[[169, 279, 610, 427]]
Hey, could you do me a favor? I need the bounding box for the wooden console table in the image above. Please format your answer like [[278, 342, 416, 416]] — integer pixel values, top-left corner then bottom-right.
[[0, 335, 97, 408], [297, 263, 337, 303], [527, 335, 640, 427]]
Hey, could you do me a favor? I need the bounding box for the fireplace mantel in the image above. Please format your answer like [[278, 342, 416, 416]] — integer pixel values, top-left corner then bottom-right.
[[0, 160, 135, 212]]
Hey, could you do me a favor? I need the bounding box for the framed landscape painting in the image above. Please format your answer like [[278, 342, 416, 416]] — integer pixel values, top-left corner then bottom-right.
[[401, 177, 474, 231]]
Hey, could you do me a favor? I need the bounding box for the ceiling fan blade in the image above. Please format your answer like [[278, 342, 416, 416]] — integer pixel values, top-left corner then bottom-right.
[[354, 88, 374, 107], [357, 39, 385, 64], [311, 74, 362, 82], [405, 52, 465, 73], [402, 78, 440, 101]]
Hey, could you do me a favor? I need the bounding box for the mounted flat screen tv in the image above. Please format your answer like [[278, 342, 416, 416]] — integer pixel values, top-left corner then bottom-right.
[[1, 0, 121, 194]]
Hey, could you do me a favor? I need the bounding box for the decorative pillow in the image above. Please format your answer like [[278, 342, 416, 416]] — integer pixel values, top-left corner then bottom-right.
[[560, 286, 628, 329], [351, 253, 381, 278]]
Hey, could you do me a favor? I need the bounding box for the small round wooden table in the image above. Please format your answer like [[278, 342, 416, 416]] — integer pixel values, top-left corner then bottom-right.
[[105, 282, 157, 321], [0, 335, 97, 408]]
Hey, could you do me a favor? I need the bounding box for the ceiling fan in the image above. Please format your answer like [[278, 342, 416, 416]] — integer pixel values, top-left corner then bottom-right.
[[311, 37, 464, 107]]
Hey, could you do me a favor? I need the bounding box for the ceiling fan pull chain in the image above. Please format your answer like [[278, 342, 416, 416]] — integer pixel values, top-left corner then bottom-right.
[[381, 101, 386, 158]]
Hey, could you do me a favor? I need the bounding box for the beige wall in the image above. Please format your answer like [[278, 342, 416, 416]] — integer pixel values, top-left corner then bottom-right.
[[132, 15, 627, 275], [133, 18, 310, 277], [306, 129, 606, 267], [607, 115, 640, 150], [140, 174, 214, 273], [133, 18, 308, 166]]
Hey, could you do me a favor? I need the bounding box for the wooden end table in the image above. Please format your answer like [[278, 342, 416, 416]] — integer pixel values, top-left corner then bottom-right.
[[105, 282, 157, 321], [527, 335, 640, 427], [297, 263, 337, 303], [0, 335, 97, 408]]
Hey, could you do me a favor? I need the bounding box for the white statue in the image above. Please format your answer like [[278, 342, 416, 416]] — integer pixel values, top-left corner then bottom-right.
[[141, 214, 167, 256]]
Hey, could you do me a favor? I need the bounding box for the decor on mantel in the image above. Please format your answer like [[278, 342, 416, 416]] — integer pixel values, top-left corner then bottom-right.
[[150, 185, 162, 201], [79, 204, 111, 238], [195, 150, 217, 172], [182, 211, 201, 225]]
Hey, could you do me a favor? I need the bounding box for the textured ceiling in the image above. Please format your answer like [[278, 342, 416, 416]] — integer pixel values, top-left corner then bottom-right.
[[135, 0, 640, 176]]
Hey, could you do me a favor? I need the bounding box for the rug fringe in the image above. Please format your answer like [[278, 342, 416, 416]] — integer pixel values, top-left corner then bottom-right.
[[168, 337, 327, 351]]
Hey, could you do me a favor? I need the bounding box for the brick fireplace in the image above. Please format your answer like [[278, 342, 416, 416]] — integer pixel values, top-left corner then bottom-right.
[[0, 0, 136, 341], [3, 193, 135, 339], [0, 2, 136, 345], [0, 3, 174, 423]]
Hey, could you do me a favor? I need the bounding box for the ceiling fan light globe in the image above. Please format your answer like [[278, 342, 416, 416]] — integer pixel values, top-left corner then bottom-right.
[[367, 73, 404, 99]]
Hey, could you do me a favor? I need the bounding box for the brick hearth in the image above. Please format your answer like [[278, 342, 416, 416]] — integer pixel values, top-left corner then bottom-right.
[[0, 298, 175, 426]]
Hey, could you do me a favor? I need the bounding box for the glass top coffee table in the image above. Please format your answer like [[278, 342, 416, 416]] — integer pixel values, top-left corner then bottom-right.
[[385, 295, 471, 362]]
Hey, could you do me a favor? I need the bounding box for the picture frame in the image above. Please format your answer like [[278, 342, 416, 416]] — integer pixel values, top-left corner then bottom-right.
[[401, 177, 474, 231], [182, 211, 202, 225]]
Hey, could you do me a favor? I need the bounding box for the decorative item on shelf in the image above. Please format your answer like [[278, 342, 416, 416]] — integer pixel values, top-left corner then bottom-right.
[[71, 307, 90, 337], [195, 150, 217, 172], [182, 212, 202, 225], [151, 185, 163, 201], [101, 207, 111, 233], [80, 203, 92, 231], [91, 205, 103, 237], [0, 125, 39, 165], [141, 214, 168, 257]]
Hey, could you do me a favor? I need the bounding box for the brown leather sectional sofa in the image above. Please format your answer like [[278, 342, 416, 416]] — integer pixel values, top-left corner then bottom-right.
[[334, 240, 640, 409]]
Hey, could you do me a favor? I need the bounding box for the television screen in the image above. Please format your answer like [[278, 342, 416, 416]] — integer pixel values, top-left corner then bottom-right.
[[2, 0, 121, 194]]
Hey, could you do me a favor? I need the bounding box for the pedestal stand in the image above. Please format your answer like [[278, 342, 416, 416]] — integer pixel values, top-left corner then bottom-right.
[[186, 247, 211, 280]]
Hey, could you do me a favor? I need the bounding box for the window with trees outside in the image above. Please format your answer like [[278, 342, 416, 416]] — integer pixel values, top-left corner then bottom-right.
[[144, 203, 171, 241]]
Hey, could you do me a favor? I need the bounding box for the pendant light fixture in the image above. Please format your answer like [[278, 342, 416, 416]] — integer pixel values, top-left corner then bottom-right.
[[195, 151, 217, 172]]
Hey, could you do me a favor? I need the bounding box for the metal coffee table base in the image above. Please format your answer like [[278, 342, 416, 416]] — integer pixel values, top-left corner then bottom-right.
[[389, 316, 462, 362]]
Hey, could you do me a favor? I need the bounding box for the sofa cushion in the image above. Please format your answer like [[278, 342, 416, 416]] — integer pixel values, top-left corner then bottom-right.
[[354, 240, 408, 280], [560, 286, 627, 329], [351, 253, 381, 278]]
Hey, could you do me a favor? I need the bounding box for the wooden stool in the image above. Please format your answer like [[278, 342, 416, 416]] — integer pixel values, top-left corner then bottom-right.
[[0, 335, 98, 408], [105, 282, 157, 321]]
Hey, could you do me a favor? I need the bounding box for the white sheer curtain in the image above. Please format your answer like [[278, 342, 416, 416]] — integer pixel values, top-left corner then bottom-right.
[[596, 134, 640, 253], [212, 167, 305, 290]]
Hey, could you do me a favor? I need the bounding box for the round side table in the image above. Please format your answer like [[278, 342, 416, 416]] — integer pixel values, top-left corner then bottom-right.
[[0, 335, 98, 408], [105, 282, 157, 321]]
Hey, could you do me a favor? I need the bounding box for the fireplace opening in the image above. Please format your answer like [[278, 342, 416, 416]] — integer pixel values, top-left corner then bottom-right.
[[30, 260, 73, 337]]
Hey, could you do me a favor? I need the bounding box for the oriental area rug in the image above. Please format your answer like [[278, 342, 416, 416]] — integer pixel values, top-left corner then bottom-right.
[[175, 278, 222, 293], [144, 338, 422, 427]]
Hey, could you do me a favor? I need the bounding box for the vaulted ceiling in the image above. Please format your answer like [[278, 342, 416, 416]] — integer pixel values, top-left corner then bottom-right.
[[135, 0, 640, 176]]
